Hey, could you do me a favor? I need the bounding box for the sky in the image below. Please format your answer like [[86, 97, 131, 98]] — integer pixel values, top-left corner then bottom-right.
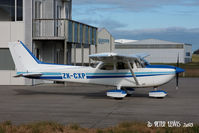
[[72, 0, 199, 51]]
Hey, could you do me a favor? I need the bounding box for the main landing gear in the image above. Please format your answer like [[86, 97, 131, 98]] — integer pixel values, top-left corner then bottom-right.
[[107, 87, 168, 99], [107, 85, 126, 99], [106, 90, 127, 99], [106, 86, 135, 99]]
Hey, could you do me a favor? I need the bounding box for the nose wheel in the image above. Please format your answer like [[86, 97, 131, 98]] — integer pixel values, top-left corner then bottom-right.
[[106, 90, 127, 99], [149, 88, 167, 98]]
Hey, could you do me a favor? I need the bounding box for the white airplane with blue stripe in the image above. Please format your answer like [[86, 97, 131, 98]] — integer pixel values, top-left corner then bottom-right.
[[8, 41, 185, 99]]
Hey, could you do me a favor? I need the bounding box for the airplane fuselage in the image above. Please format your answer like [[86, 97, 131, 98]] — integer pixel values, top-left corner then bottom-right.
[[17, 64, 176, 88]]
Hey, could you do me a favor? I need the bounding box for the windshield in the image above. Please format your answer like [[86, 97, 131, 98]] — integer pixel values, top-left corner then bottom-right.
[[140, 58, 150, 67], [90, 62, 100, 68]]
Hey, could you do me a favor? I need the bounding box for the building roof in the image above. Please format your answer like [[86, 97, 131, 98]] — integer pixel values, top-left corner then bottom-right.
[[117, 39, 184, 45], [115, 39, 138, 44]]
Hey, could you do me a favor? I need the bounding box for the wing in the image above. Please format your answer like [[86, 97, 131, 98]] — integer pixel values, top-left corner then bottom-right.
[[14, 72, 42, 78], [132, 53, 149, 59], [89, 52, 149, 62]]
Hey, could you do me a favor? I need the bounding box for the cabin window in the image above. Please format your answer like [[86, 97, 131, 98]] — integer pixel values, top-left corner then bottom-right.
[[91, 62, 99, 68], [116, 62, 129, 70], [100, 63, 114, 70]]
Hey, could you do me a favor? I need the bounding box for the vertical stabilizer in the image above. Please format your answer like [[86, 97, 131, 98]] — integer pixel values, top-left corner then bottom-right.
[[8, 41, 40, 72]]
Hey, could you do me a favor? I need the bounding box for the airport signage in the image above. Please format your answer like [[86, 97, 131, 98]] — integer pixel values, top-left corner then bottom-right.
[[98, 38, 109, 44]]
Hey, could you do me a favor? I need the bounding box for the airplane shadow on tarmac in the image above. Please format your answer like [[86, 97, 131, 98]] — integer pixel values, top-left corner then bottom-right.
[[14, 89, 150, 100], [14, 89, 110, 99]]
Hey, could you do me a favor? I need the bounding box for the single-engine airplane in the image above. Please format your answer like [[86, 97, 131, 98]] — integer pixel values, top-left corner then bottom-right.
[[8, 41, 185, 99]]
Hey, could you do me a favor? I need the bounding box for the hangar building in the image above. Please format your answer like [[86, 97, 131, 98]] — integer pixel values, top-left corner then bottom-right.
[[0, 0, 114, 85], [115, 39, 192, 63]]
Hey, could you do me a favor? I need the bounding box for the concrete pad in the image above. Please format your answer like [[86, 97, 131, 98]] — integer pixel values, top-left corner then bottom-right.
[[0, 78, 198, 128]]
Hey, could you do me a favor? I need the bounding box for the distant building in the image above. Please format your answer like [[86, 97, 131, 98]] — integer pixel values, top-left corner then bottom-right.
[[97, 28, 114, 53], [193, 49, 199, 54], [115, 39, 192, 63]]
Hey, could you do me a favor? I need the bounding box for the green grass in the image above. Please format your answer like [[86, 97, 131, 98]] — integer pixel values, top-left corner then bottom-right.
[[0, 121, 199, 133], [192, 54, 199, 63], [151, 54, 199, 68]]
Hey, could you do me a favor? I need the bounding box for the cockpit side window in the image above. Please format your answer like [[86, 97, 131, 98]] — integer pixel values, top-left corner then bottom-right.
[[116, 62, 129, 70], [100, 63, 114, 70]]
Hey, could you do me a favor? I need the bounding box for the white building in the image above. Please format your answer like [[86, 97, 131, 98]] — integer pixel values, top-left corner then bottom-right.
[[0, 0, 114, 85], [97, 28, 114, 53], [0, 0, 26, 85], [115, 39, 192, 63]]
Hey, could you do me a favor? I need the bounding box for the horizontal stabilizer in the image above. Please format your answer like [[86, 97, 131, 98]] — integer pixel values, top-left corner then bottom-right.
[[14, 73, 42, 78]]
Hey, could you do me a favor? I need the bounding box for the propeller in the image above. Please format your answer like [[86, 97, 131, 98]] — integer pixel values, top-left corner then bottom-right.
[[176, 54, 179, 90]]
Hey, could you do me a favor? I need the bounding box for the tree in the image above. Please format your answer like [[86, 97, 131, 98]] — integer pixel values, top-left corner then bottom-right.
[[193, 49, 199, 54]]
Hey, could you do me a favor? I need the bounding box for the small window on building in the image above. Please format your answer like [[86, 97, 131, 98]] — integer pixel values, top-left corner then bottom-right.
[[17, 0, 23, 21], [65, 2, 69, 19], [89, 27, 92, 44], [35, 1, 42, 19], [0, 0, 15, 21], [79, 24, 83, 43], [84, 43, 89, 48], [186, 52, 191, 56], [36, 48, 40, 60], [93, 28, 97, 45], [74, 23, 78, 43], [100, 63, 114, 70], [84, 26, 89, 44], [0, 48, 15, 70], [68, 21, 73, 42]]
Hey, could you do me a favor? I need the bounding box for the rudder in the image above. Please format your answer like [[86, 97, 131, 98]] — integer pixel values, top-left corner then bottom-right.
[[8, 41, 40, 72]]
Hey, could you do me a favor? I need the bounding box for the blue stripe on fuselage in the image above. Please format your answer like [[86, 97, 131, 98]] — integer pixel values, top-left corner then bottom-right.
[[146, 65, 176, 69], [86, 73, 173, 79], [17, 71, 175, 80], [86, 71, 175, 76]]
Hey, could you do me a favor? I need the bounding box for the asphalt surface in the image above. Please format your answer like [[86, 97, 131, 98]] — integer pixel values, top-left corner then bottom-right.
[[0, 78, 198, 128]]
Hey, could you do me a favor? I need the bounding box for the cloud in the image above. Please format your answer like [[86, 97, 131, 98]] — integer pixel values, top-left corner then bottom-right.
[[73, 0, 199, 12], [72, 1, 199, 51], [112, 27, 199, 50]]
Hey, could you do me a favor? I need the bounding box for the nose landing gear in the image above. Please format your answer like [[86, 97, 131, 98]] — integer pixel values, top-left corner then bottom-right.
[[149, 88, 167, 98]]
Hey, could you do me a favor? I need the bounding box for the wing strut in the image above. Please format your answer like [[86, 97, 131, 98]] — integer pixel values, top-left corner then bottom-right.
[[127, 61, 139, 85]]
